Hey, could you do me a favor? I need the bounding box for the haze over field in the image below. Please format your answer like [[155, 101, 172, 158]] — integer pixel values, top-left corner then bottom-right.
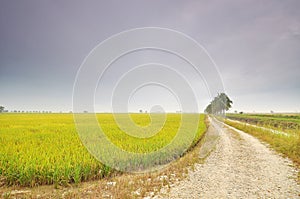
[[0, 0, 300, 113]]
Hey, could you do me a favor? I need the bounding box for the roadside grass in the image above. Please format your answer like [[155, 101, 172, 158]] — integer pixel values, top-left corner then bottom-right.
[[227, 127, 243, 141], [224, 119, 300, 181]]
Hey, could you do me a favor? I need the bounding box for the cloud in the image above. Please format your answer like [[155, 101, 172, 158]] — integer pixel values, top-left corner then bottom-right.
[[0, 0, 299, 112]]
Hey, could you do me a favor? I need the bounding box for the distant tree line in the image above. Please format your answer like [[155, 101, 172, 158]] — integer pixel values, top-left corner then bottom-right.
[[0, 106, 5, 113], [204, 93, 233, 114], [0, 106, 55, 113]]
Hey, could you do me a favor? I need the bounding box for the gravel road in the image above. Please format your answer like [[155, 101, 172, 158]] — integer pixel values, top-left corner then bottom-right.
[[156, 118, 300, 198]]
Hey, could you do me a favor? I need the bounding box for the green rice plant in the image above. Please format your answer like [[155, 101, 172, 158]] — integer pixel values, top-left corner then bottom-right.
[[0, 113, 206, 187]]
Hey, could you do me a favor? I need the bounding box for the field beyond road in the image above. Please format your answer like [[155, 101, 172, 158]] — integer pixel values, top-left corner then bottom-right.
[[226, 113, 300, 132], [0, 113, 206, 187]]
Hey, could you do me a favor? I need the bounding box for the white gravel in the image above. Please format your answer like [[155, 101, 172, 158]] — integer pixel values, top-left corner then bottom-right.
[[156, 118, 300, 198]]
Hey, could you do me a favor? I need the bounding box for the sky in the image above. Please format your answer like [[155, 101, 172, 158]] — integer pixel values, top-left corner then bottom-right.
[[0, 0, 300, 113]]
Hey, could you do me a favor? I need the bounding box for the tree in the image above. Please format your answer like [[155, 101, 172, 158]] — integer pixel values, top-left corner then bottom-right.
[[0, 106, 4, 113], [204, 104, 212, 114], [204, 93, 233, 115], [219, 93, 233, 114]]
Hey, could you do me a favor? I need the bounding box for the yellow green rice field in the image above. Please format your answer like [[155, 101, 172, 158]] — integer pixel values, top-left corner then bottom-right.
[[0, 113, 206, 187]]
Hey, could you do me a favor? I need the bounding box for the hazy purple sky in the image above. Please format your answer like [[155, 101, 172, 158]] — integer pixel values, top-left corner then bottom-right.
[[1, 0, 299, 113]]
